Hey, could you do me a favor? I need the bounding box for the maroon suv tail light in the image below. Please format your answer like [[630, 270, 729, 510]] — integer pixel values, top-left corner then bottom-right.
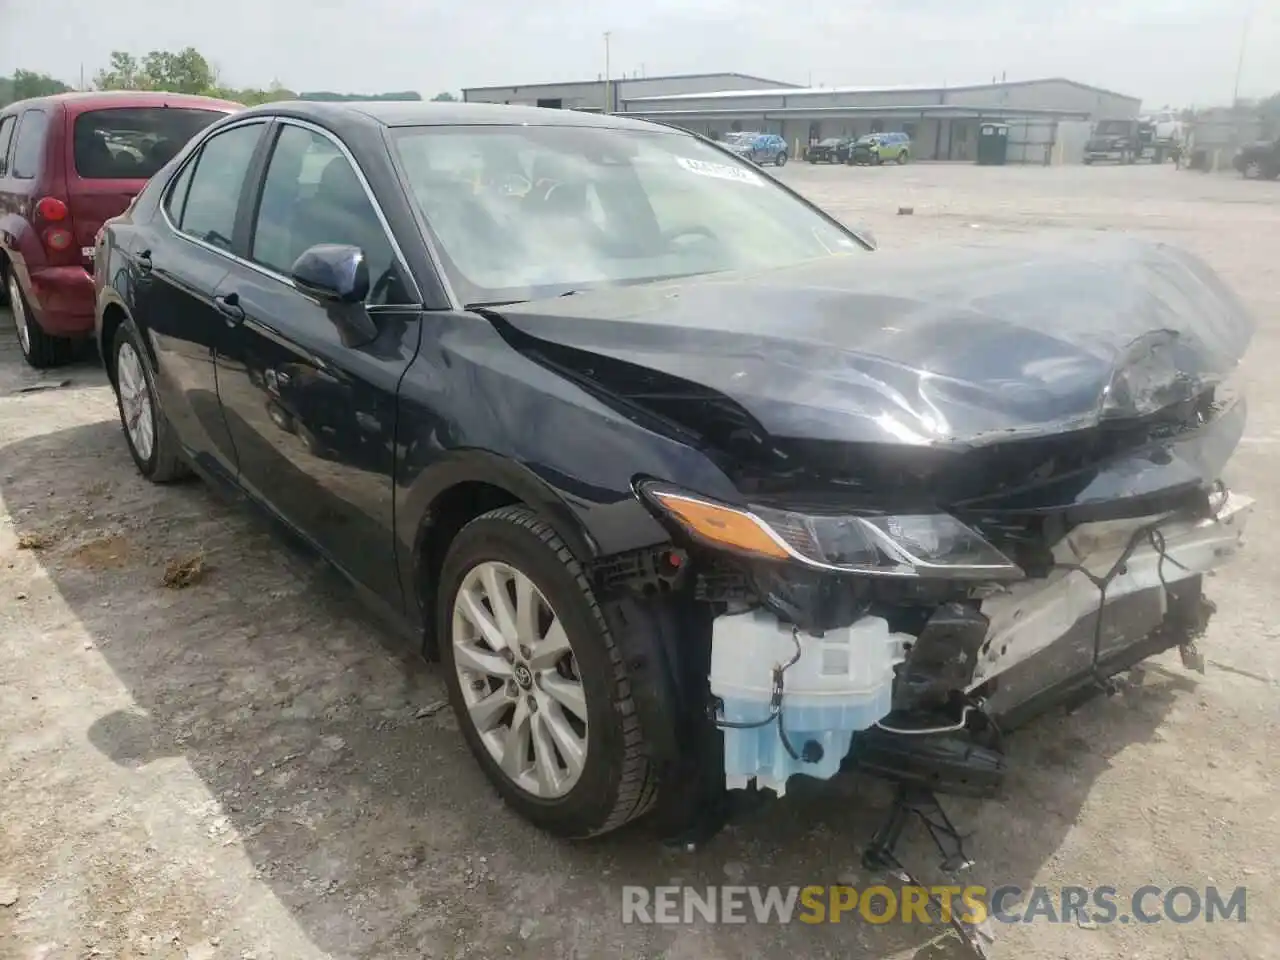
[[34, 196, 74, 260]]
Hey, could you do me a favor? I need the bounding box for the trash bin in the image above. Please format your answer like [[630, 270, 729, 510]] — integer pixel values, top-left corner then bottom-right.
[[977, 122, 1010, 165]]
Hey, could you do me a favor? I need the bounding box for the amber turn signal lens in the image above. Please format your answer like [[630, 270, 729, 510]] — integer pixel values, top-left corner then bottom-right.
[[648, 491, 791, 561]]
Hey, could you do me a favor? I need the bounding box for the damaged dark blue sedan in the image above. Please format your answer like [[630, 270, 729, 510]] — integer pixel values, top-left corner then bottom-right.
[[93, 102, 1253, 856]]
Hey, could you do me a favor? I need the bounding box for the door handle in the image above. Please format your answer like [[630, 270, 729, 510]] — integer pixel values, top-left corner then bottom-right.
[[135, 250, 153, 275], [214, 292, 245, 325]]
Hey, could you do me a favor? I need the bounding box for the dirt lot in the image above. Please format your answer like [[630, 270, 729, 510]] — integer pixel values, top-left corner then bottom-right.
[[2, 162, 1279, 960]]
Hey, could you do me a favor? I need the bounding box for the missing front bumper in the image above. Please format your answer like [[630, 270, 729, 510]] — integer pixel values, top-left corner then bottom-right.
[[706, 490, 1251, 796], [969, 490, 1251, 722]]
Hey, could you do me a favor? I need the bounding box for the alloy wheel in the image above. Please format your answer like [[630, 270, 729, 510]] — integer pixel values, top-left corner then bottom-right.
[[8, 275, 30, 357], [116, 341, 156, 462], [451, 560, 589, 798]]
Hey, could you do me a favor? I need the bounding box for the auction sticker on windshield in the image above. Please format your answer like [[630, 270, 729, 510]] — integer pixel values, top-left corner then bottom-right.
[[675, 156, 763, 185]]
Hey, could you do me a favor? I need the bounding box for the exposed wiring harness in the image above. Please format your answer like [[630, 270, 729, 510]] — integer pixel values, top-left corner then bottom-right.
[[1055, 502, 1211, 693]]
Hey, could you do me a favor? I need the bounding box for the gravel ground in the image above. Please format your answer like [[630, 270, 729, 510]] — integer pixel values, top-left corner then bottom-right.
[[2, 162, 1279, 960]]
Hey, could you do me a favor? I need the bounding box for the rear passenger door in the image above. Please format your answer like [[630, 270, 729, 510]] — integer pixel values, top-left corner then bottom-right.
[[212, 120, 423, 610], [0, 108, 49, 285], [132, 119, 270, 485], [0, 113, 18, 257]]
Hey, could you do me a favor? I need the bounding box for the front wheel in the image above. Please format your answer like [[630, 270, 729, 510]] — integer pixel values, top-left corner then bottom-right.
[[897, 151, 909, 165], [775, 151, 788, 167], [438, 505, 658, 838], [111, 324, 190, 482]]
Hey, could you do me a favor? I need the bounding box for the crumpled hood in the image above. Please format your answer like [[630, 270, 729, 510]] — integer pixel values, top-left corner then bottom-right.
[[494, 233, 1254, 447]]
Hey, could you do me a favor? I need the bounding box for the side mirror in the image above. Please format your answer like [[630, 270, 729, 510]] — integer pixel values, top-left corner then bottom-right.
[[291, 244, 370, 303]]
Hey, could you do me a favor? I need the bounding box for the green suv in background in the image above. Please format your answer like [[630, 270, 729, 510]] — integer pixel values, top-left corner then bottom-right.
[[849, 132, 911, 165]]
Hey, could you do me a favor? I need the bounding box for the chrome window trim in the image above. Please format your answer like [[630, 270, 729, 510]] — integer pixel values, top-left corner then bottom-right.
[[159, 115, 424, 308]]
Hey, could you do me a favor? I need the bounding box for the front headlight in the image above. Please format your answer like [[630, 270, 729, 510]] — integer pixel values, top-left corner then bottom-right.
[[638, 482, 1023, 580]]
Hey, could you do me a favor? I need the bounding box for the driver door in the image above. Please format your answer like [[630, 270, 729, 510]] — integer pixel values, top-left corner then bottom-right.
[[212, 120, 423, 610]]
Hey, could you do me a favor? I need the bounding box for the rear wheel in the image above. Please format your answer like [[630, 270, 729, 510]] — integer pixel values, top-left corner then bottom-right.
[[1243, 159, 1261, 179], [775, 151, 788, 167], [438, 506, 658, 838], [111, 324, 190, 482], [8, 272, 74, 369], [897, 150, 909, 164]]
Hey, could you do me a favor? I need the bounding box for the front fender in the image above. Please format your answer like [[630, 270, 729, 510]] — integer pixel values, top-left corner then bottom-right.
[[399, 447, 616, 566]]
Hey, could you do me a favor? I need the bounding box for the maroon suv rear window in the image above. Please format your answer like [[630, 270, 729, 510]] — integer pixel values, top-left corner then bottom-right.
[[73, 107, 225, 180]]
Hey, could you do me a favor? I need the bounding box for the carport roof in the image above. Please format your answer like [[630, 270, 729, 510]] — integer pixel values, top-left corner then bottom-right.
[[625, 103, 1095, 120], [625, 77, 1140, 104]]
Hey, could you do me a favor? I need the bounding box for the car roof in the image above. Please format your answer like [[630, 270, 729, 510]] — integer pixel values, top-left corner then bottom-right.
[[234, 99, 676, 134], [0, 89, 242, 116]]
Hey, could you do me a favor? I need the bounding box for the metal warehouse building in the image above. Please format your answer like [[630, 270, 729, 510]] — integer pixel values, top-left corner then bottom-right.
[[619, 78, 1142, 164], [462, 72, 801, 115]]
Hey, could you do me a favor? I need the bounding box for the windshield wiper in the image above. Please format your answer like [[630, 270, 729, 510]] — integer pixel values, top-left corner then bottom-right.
[[465, 299, 528, 309], [466, 290, 580, 311]]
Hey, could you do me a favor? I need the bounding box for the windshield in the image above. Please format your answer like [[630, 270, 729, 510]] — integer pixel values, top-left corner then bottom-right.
[[73, 107, 226, 180], [391, 124, 864, 306]]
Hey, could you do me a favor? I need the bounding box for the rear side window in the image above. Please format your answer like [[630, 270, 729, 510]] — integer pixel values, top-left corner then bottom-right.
[[164, 158, 197, 224], [73, 107, 225, 180], [177, 123, 264, 251], [0, 116, 15, 177], [12, 109, 49, 179]]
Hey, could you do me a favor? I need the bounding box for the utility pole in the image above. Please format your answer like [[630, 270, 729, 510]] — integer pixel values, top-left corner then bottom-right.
[[1232, 0, 1256, 106], [603, 31, 612, 113]]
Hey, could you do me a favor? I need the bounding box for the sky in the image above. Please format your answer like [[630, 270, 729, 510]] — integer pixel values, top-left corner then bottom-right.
[[0, 0, 1275, 109]]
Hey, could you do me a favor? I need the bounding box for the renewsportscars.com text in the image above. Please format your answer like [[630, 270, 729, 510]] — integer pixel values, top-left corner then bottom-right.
[[622, 884, 1247, 926]]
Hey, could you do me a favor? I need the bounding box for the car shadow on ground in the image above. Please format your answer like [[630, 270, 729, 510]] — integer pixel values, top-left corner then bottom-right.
[[1, 416, 1196, 960]]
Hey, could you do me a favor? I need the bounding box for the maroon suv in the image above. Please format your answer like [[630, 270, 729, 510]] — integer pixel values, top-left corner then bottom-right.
[[0, 90, 240, 367]]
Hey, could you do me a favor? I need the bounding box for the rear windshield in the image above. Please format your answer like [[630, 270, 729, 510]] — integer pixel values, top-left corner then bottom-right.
[[73, 107, 225, 180]]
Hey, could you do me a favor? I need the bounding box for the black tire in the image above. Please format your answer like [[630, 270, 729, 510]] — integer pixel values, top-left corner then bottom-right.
[[775, 151, 787, 167], [8, 271, 74, 369], [111, 323, 191, 483], [897, 151, 909, 165], [437, 505, 658, 838]]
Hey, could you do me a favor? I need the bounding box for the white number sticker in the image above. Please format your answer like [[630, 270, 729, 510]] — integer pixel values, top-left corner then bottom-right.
[[675, 156, 763, 186]]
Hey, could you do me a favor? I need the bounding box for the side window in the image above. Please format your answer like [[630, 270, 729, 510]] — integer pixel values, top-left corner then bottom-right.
[[0, 116, 15, 177], [164, 158, 197, 225], [250, 124, 406, 305], [12, 109, 49, 179], [179, 123, 264, 251]]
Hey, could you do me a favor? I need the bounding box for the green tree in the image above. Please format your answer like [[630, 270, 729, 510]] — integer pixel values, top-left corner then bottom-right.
[[93, 51, 145, 90], [140, 47, 215, 94], [1258, 92, 1280, 138], [93, 47, 214, 94], [431, 91, 458, 102], [12, 69, 72, 100]]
